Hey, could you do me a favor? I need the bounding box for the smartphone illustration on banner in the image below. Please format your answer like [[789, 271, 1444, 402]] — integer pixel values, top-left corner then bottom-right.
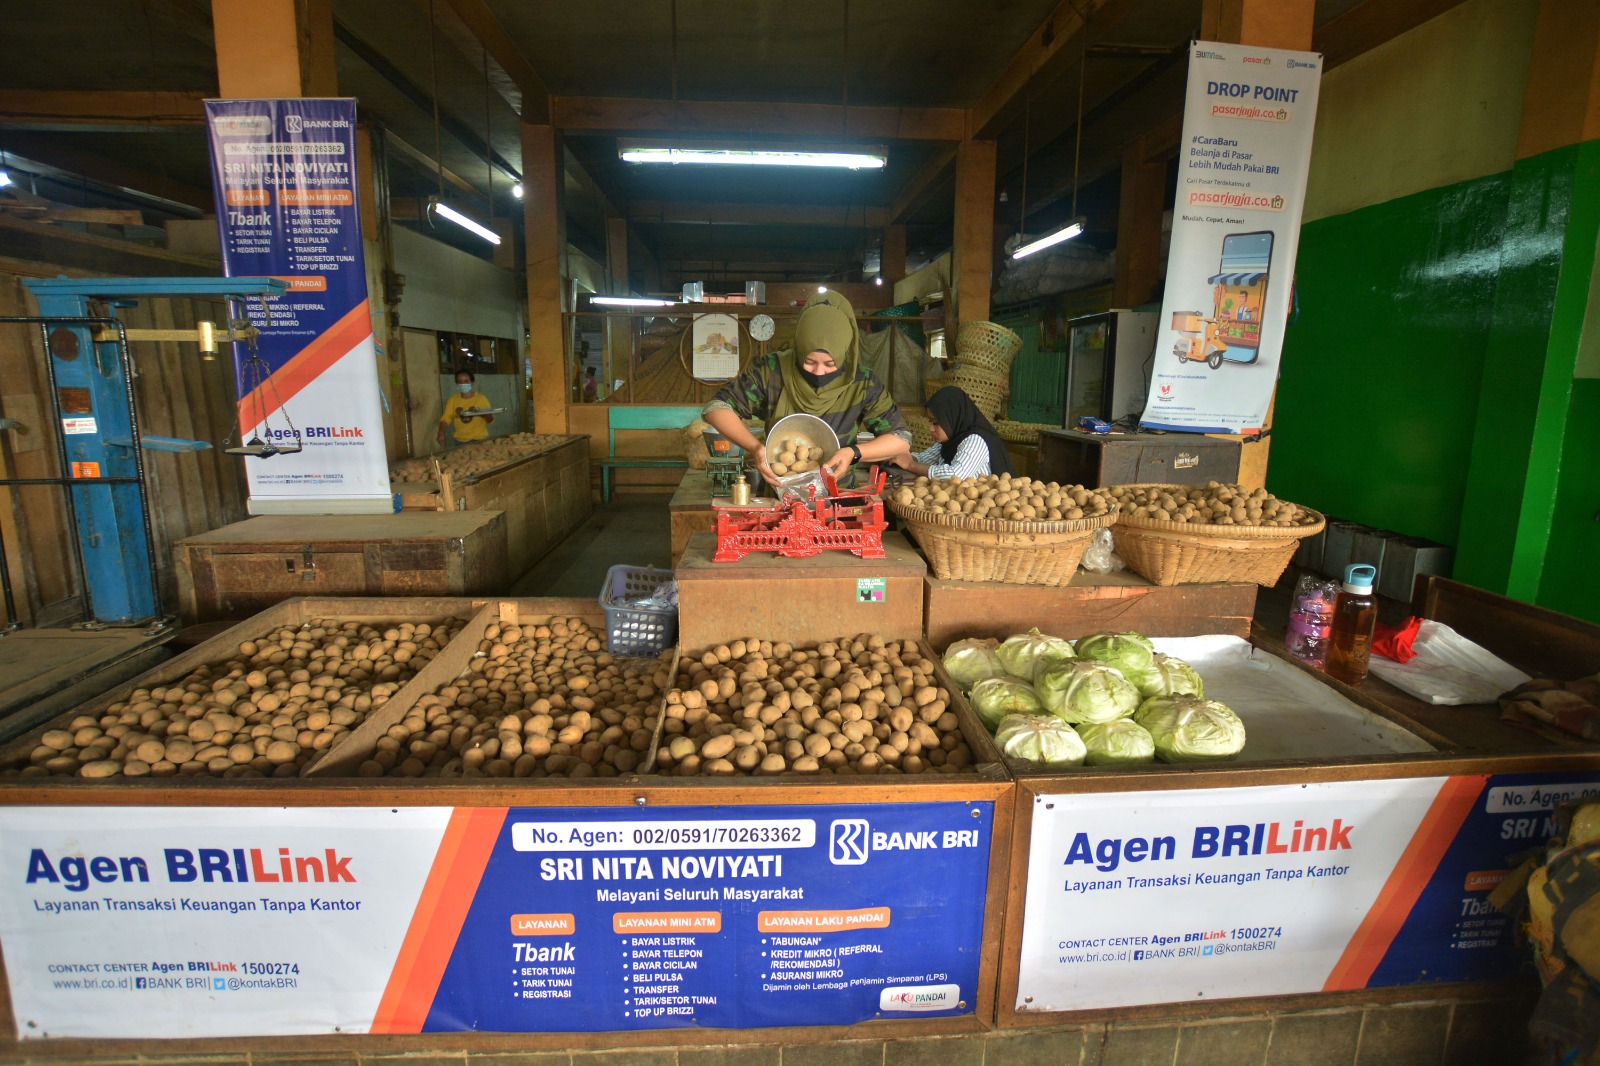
[[1170, 230, 1274, 370]]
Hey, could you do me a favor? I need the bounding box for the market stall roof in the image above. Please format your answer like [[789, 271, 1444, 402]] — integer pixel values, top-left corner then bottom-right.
[[1207, 271, 1270, 285]]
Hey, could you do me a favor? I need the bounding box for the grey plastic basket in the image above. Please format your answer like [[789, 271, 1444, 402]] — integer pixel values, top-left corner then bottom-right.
[[599, 564, 678, 657]]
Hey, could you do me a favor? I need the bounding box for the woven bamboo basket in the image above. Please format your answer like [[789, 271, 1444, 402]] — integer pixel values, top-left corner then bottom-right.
[[954, 320, 1024, 375], [995, 419, 1056, 445], [888, 498, 1117, 586], [923, 369, 1010, 420], [1109, 483, 1325, 587]]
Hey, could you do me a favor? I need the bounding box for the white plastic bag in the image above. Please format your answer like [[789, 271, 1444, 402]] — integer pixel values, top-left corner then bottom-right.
[[1366, 620, 1530, 705], [1079, 528, 1126, 574]]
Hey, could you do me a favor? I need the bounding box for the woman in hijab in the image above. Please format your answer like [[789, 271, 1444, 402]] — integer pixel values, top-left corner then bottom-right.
[[891, 385, 1014, 479], [703, 290, 911, 486]]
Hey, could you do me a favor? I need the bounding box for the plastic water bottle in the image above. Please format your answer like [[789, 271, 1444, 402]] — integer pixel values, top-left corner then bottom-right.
[[1285, 574, 1338, 670], [1326, 564, 1379, 686]]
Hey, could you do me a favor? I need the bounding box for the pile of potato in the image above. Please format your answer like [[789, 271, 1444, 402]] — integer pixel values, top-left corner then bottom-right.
[[653, 634, 974, 776], [361, 617, 672, 779], [893, 474, 1114, 523], [8, 617, 465, 780], [1109, 482, 1319, 527], [390, 432, 572, 483], [766, 434, 827, 477]]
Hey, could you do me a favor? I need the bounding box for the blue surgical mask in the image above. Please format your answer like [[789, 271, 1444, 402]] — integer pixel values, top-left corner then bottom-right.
[[456, 383, 473, 395]]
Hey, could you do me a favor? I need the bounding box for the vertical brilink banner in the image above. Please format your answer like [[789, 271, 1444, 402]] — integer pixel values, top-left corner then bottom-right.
[[205, 98, 393, 514], [1141, 43, 1322, 433]]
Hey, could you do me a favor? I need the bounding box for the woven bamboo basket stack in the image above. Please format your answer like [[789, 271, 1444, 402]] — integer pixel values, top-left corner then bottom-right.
[[1108, 483, 1325, 587], [923, 321, 1023, 421], [994, 419, 1059, 446]]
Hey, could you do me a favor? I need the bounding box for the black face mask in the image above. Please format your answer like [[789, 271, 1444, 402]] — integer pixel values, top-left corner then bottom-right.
[[800, 366, 844, 390]]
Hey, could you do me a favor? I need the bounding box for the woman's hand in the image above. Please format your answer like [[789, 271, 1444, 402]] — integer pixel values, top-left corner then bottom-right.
[[752, 444, 781, 487], [822, 447, 854, 480], [889, 451, 915, 470]]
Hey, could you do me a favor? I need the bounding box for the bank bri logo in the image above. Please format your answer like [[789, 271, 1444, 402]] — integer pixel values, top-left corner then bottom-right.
[[829, 820, 870, 865]]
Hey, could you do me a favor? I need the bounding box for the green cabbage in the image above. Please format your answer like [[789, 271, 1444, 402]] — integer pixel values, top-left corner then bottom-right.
[[994, 714, 1086, 768], [1076, 719, 1157, 766], [942, 638, 1008, 691], [1124, 653, 1205, 700], [1035, 660, 1141, 725], [1134, 696, 1247, 763], [995, 628, 1076, 681], [1072, 631, 1157, 676], [968, 678, 1044, 731]]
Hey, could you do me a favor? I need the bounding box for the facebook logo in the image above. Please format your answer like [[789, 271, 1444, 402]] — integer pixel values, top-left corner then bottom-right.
[[829, 819, 870, 864]]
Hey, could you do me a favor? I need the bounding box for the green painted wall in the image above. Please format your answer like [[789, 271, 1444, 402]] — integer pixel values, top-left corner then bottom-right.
[[1539, 377, 1600, 619], [1269, 173, 1511, 547]]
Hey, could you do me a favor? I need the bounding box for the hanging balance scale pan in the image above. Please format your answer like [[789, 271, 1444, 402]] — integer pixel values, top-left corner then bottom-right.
[[224, 436, 303, 458]]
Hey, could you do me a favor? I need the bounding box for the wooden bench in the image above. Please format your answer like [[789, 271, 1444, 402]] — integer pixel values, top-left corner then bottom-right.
[[598, 405, 703, 503]]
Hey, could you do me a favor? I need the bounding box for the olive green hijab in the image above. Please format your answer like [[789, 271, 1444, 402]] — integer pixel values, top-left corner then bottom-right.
[[776, 290, 865, 419]]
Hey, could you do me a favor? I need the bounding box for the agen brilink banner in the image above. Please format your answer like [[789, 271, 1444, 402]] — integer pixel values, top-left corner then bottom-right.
[[205, 98, 392, 513], [4, 802, 992, 1037], [1142, 43, 1323, 433]]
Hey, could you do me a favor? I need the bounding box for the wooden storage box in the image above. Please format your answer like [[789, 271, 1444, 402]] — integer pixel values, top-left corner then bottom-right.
[[924, 571, 1257, 648], [394, 436, 592, 576], [674, 531, 927, 651], [1035, 428, 1240, 488], [668, 468, 720, 564], [174, 512, 509, 623]]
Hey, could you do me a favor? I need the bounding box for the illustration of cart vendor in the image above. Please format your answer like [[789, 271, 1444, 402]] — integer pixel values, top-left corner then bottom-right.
[[1171, 231, 1274, 370]]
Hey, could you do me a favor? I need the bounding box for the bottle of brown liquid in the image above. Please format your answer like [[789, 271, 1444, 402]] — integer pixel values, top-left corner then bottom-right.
[[1326, 563, 1379, 686]]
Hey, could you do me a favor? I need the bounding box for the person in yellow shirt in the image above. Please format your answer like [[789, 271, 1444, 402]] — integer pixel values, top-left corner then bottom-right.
[[437, 370, 494, 445]]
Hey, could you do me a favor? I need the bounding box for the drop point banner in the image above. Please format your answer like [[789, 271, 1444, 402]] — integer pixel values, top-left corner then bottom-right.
[[1141, 43, 1322, 433], [205, 98, 393, 514]]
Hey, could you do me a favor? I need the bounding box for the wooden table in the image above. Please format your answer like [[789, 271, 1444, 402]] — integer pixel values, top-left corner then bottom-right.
[[1036, 428, 1240, 487], [668, 468, 720, 564], [674, 530, 927, 652], [174, 512, 509, 623]]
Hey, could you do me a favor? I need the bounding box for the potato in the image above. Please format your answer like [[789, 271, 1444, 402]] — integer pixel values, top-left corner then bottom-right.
[[1107, 482, 1319, 528]]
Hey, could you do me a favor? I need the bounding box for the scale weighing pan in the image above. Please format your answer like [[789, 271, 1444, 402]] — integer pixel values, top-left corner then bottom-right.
[[460, 407, 507, 418], [765, 413, 840, 460]]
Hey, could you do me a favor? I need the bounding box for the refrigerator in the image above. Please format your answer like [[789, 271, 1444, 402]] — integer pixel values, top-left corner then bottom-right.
[[1063, 310, 1158, 426]]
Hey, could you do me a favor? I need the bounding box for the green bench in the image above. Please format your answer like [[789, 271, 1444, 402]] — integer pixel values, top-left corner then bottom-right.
[[599, 405, 703, 503]]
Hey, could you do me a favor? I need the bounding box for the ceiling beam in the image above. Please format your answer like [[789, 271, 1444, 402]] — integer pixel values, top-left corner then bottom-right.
[[627, 201, 888, 228], [890, 145, 957, 223], [428, 0, 551, 124], [0, 90, 205, 130], [0, 133, 213, 214], [384, 128, 490, 202], [968, 0, 1144, 139], [551, 97, 965, 142], [1314, 0, 1469, 70]]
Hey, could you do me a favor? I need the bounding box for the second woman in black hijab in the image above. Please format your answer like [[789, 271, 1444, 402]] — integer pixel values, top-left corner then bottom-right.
[[891, 385, 1015, 479]]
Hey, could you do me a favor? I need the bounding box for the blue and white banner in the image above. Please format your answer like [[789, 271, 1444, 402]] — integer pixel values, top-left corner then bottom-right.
[[1141, 43, 1322, 433], [205, 98, 392, 513]]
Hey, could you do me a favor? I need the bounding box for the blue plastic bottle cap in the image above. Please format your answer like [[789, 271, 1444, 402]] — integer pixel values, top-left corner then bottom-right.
[[1343, 563, 1376, 594]]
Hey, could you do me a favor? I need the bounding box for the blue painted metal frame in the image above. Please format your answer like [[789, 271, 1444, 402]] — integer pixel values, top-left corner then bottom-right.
[[19, 276, 286, 624]]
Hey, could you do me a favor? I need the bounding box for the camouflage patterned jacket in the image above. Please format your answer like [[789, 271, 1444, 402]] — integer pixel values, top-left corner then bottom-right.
[[703, 352, 910, 447]]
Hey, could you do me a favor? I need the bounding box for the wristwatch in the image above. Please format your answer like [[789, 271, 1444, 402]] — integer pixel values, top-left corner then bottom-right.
[[849, 444, 862, 465]]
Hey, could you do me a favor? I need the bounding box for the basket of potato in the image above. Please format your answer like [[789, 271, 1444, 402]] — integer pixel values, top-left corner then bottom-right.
[[652, 634, 980, 776], [1106, 482, 1325, 587], [887, 474, 1118, 586], [5, 617, 466, 780]]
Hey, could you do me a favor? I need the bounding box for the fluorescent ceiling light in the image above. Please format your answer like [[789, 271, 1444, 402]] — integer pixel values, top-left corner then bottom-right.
[[431, 199, 501, 245], [621, 147, 885, 170], [591, 296, 679, 308], [0, 169, 11, 188], [1012, 219, 1084, 260]]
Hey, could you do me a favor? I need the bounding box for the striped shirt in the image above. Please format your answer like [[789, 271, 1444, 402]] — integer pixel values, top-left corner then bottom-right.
[[916, 437, 991, 480]]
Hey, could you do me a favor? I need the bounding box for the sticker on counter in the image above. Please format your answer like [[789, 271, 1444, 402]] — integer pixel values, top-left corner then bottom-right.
[[856, 578, 886, 603], [1174, 452, 1200, 470], [62, 416, 97, 435], [70, 461, 100, 478]]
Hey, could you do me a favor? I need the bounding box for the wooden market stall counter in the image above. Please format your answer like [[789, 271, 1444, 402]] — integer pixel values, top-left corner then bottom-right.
[[391, 435, 592, 577], [668, 468, 719, 564], [0, 595, 1014, 1055], [988, 576, 1600, 1052]]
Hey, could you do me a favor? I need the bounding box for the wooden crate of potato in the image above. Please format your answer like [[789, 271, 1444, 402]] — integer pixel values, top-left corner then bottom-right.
[[0, 597, 495, 783]]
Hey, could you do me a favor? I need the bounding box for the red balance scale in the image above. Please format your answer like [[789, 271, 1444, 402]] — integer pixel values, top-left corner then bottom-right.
[[712, 467, 889, 562]]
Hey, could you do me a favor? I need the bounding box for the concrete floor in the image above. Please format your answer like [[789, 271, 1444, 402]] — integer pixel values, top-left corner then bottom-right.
[[512, 493, 674, 598]]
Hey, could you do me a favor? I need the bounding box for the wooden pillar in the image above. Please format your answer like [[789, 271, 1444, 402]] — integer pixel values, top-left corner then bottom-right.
[[212, 0, 336, 98], [881, 224, 907, 285], [1112, 135, 1165, 307], [1201, 0, 1314, 51], [1199, 0, 1314, 489], [951, 137, 998, 341], [522, 122, 568, 434], [604, 216, 630, 396]]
